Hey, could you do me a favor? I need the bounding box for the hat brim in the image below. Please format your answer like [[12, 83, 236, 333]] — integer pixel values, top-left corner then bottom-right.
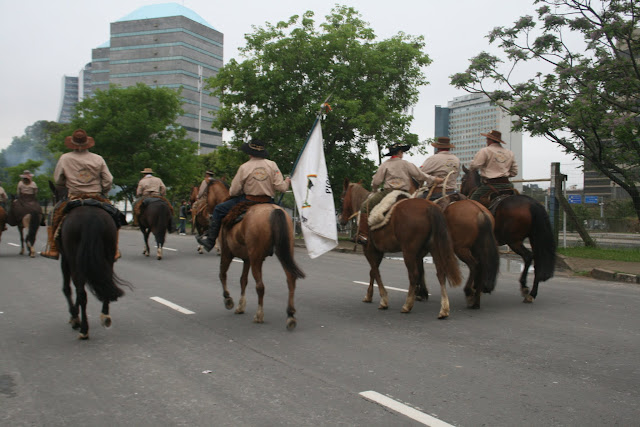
[[384, 145, 411, 157], [432, 142, 455, 149], [240, 142, 268, 158], [64, 135, 95, 150], [481, 133, 506, 144]]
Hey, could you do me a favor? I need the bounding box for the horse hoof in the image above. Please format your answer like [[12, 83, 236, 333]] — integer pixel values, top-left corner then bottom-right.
[[438, 313, 449, 319], [362, 297, 372, 303], [100, 314, 112, 328], [286, 318, 297, 330], [157, 256, 162, 260], [400, 306, 411, 313], [467, 304, 480, 309], [378, 304, 389, 310], [77, 333, 89, 340], [69, 317, 81, 329], [523, 295, 534, 304], [253, 315, 264, 324], [224, 298, 234, 310]]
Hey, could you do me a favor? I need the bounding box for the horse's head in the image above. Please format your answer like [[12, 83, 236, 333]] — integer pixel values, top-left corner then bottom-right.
[[339, 178, 369, 226], [49, 180, 68, 204], [460, 165, 480, 197], [339, 178, 352, 225], [189, 186, 198, 204]]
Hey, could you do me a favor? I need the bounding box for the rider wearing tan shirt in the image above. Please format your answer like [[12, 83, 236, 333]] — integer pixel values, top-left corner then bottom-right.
[[469, 130, 518, 201]]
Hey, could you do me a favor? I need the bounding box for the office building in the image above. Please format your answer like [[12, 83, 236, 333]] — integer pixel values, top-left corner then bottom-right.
[[58, 3, 223, 153], [57, 76, 79, 123], [434, 93, 523, 189]]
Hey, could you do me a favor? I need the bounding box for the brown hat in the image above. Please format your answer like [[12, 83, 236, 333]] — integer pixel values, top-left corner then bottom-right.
[[20, 170, 34, 179], [432, 137, 454, 149], [64, 129, 95, 150], [205, 170, 215, 176], [240, 139, 268, 158], [140, 167, 154, 174], [481, 130, 506, 144], [384, 143, 412, 157]]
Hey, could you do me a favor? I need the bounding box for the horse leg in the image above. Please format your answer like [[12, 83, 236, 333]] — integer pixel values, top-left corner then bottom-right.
[[456, 248, 480, 309], [415, 259, 429, 302], [250, 259, 266, 323], [219, 250, 235, 310], [100, 301, 112, 328], [62, 260, 80, 329], [364, 248, 388, 309], [235, 261, 251, 314], [18, 225, 25, 255], [435, 266, 452, 319], [142, 228, 150, 256], [74, 282, 90, 340], [400, 255, 420, 314], [509, 241, 534, 302], [284, 269, 297, 331]]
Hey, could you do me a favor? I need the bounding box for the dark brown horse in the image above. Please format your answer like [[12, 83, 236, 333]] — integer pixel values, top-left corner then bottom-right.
[[51, 183, 130, 340], [460, 166, 556, 302], [6, 195, 43, 257], [340, 178, 462, 318], [0, 206, 7, 247], [192, 180, 229, 254], [138, 198, 172, 260], [218, 203, 305, 329]]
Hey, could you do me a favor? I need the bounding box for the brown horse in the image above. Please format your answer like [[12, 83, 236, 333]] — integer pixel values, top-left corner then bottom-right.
[[0, 206, 7, 247], [218, 203, 305, 329], [340, 178, 462, 318], [191, 180, 229, 254], [189, 185, 200, 235], [6, 195, 43, 258], [460, 166, 556, 302], [51, 183, 130, 340]]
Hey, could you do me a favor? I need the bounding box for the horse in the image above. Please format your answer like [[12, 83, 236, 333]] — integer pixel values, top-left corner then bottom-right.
[[218, 202, 305, 330], [0, 206, 7, 247], [460, 166, 556, 303], [191, 180, 229, 254], [6, 194, 43, 258], [189, 185, 200, 235], [51, 183, 130, 340], [340, 178, 462, 318], [138, 198, 173, 260]]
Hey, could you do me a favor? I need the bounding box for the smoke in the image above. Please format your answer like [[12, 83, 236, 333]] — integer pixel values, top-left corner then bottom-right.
[[2, 145, 55, 174]]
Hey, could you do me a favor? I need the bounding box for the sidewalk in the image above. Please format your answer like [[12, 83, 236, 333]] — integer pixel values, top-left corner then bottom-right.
[[296, 239, 640, 285]]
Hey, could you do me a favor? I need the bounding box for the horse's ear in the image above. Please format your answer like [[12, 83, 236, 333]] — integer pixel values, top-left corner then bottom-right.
[[462, 165, 469, 173]]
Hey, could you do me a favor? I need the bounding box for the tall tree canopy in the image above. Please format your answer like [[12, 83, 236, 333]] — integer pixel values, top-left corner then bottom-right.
[[450, 0, 640, 220], [207, 5, 431, 197], [50, 83, 199, 203]]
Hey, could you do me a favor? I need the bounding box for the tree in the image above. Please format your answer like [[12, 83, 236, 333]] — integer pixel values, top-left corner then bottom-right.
[[207, 5, 431, 202], [49, 83, 200, 204], [198, 145, 246, 182], [450, 0, 640, 220], [5, 160, 52, 203]]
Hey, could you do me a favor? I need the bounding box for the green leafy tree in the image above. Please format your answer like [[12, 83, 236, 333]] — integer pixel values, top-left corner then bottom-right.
[[198, 145, 246, 182], [450, 0, 640, 220], [207, 5, 431, 202], [49, 83, 199, 204]]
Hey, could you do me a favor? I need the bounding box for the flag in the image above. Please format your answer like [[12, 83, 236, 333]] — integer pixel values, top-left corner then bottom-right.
[[291, 119, 338, 258]]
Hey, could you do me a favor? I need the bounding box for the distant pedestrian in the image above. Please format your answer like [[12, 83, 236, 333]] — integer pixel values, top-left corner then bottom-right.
[[178, 200, 188, 235]]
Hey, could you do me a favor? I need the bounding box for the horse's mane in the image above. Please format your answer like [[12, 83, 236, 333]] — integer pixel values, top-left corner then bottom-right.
[[349, 183, 371, 207]]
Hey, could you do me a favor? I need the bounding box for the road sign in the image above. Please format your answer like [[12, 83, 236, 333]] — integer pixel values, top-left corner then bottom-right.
[[568, 194, 582, 204], [585, 196, 599, 204]]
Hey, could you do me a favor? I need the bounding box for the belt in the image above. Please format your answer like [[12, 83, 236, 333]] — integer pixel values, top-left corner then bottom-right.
[[483, 177, 510, 184], [246, 195, 273, 203]]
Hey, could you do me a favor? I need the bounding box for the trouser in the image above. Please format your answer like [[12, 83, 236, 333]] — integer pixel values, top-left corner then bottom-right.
[[179, 218, 186, 233]]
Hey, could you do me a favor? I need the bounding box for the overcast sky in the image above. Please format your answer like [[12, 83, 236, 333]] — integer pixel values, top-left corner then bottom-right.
[[0, 0, 583, 187]]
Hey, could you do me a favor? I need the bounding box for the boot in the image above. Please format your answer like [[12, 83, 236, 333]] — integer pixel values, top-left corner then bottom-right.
[[40, 226, 59, 260], [114, 230, 121, 261], [356, 212, 369, 245], [196, 217, 220, 252]]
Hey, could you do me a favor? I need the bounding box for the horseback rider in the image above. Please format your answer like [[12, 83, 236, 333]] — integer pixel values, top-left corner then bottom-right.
[[197, 170, 216, 200], [40, 129, 119, 260], [196, 139, 290, 252], [134, 168, 175, 231], [420, 137, 460, 201], [468, 130, 518, 204], [356, 143, 443, 244], [17, 170, 38, 199]]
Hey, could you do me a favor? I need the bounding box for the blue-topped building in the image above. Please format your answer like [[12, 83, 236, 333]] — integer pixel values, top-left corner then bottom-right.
[[61, 3, 223, 152]]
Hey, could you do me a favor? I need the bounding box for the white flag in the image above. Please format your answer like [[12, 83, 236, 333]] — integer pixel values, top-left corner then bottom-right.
[[291, 120, 338, 258]]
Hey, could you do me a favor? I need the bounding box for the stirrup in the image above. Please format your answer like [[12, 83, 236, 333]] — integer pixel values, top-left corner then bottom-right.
[[40, 251, 59, 260], [196, 235, 215, 252]]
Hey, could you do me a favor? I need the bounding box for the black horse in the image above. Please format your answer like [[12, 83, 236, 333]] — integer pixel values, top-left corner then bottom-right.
[[6, 194, 43, 257], [138, 198, 173, 260], [460, 166, 556, 303], [52, 184, 130, 340]]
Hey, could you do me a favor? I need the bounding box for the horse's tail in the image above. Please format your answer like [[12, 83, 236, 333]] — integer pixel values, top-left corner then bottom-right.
[[428, 205, 462, 287], [75, 214, 130, 302], [27, 211, 41, 244], [270, 209, 305, 280], [473, 209, 499, 293], [528, 199, 556, 282]]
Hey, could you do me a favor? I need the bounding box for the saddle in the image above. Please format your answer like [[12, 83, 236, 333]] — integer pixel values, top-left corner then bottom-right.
[[478, 188, 519, 214], [368, 190, 410, 231], [222, 201, 259, 229], [64, 198, 128, 228]]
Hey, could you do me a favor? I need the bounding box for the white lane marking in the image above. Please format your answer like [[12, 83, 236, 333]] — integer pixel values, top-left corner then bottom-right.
[[354, 281, 407, 293], [360, 391, 454, 426], [154, 245, 177, 251], [386, 256, 433, 263], [150, 297, 195, 314], [8, 243, 19, 247], [233, 258, 243, 263]]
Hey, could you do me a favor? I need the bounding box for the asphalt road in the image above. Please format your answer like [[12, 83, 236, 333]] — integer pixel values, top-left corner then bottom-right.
[[1, 227, 639, 426]]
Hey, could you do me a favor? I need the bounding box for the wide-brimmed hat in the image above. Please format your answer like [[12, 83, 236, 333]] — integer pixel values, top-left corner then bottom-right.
[[384, 143, 411, 157], [20, 170, 34, 179], [64, 129, 95, 150], [481, 130, 506, 144], [205, 170, 215, 176], [240, 139, 268, 158], [140, 167, 154, 174], [432, 137, 454, 149]]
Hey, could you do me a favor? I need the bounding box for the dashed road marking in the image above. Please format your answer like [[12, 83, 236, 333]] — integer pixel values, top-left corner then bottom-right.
[[360, 391, 454, 426], [353, 281, 408, 293], [150, 297, 195, 314]]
